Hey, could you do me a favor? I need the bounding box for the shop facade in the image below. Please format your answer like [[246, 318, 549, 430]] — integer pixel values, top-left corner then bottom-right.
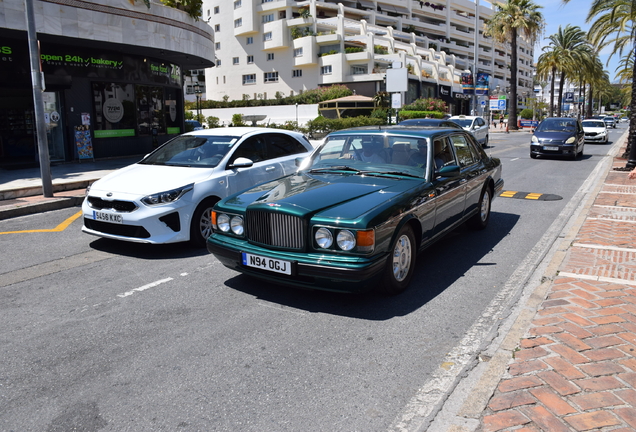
[[0, 0, 214, 168]]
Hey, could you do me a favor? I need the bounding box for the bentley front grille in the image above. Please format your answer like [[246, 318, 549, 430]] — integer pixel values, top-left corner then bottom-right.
[[246, 210, 304, 249]]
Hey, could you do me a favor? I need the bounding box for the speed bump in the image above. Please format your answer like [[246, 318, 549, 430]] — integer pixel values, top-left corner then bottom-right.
[[498, 191, 562, 201]]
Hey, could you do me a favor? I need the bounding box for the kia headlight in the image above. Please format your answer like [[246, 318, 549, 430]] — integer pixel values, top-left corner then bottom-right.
[[142, 184, 193, 206], [531, 136, 538, 143], [565, 137, 576, 144]]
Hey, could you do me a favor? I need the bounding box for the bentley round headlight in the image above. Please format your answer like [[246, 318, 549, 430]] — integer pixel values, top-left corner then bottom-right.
[[337, 230, 356, 251], [230, 216, 244, 235], [217, 214, 230, 232], [315, 228, 333, 249]]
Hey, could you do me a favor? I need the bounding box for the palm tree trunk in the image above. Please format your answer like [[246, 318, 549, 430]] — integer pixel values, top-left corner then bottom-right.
[[557, 71, 566, 117], [549, 67, 556, 117], [586, 84, 593, 118], [623, 55, 636, 165], [509, 28, 518, 130]]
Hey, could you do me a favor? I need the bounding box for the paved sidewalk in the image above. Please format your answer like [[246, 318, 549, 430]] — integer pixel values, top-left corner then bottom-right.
[[479, 151, 636, 432]]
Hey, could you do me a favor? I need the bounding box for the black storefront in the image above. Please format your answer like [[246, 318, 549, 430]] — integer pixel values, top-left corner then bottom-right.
[[1, 34, 189, 167]]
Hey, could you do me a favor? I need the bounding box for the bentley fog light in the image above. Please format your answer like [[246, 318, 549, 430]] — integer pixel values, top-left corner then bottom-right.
[[315, 228, 333, 249], [230, 216, 244, 235], [337, 230, 356, 251]]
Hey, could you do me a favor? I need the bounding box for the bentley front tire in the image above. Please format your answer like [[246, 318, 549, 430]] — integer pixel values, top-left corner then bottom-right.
[[380, 224, 415, 295]]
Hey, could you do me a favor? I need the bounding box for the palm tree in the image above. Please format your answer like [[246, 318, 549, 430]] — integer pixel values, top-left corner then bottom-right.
[[562, 0, 635, 166], [536, 47, 560, 116], [485, 0, 544, 130], [547, 26, 594, 117]]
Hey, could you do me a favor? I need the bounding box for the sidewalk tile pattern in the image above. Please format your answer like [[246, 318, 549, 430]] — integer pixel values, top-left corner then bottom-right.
[[481, 156, 636, 432]]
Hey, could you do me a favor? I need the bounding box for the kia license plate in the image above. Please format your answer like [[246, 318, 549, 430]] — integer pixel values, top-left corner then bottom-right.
[[543, 146, 559, 151], [92, 211, 123, 224], [242, 252, 292, 275]]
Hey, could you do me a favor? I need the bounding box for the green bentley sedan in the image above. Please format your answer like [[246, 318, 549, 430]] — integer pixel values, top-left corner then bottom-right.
[[207, 126, 504, 294]]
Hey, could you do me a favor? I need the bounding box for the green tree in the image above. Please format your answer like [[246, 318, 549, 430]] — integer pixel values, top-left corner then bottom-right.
[[562, 0, 635, 165], [485, 0, 544, 130], [543, 25, 594, 117]]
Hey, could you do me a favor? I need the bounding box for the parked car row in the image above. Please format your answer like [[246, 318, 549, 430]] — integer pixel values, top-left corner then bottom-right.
[[82, 124, 504, 295]]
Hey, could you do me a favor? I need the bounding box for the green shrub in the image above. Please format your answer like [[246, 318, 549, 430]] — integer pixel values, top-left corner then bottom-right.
[[306, 116, 384, 136], [403, 97, 447, 113], [206, 116, 220, 128], [398, 110, 444, 120], [519, 108, 534, 119], [231, 113, 245, 127]]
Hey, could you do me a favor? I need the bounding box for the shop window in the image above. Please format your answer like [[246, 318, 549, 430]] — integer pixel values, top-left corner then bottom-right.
[[135, 85, 167, 136], [92, 82, 136, 138]]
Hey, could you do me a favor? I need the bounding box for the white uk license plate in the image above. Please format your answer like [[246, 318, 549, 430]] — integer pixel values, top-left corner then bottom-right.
[[92, 210, 123, 224], [543, 146, 559, 151], [242, 252, 292, 275]]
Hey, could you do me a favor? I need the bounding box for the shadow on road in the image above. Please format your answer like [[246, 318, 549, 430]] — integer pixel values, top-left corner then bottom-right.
[[222, 210, 520, 320]]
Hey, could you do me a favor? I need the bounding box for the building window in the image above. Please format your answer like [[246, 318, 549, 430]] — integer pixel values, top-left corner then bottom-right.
[[321, 65, 332, 75], [293, 48, 303, 57], [234, 18, 242, 28], [262, 14, 274, 23], [216, 59, 221, 66], [262, 0, 273, 2], [243, 74, 256, 85], [351, 65, 367, 75], [267, 53, 275, 61], [263, 32, 272, 41], [247, 55, 254, 64], [215, 42, 220, 50], [233, 57, 239, 65], [292, 69, 302, 78], [234, 0, 241, 8], [246, 37, 253, 45], [214, 6, 219, 14], [214, 24, 220, 32], [264, 72, 279, 83]]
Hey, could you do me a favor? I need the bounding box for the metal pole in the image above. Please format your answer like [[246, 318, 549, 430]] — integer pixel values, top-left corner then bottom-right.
[[25, 0, 53, 197], [472, 0, 479, 116]]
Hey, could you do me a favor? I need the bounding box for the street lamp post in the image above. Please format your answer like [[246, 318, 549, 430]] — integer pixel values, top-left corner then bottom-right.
[[295, 103, 298, 126], [194, 83, 202, 123]]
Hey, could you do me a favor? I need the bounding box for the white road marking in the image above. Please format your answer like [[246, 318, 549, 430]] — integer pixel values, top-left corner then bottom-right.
[[117, 277, 173, 298], [510, 157, 519, 161]]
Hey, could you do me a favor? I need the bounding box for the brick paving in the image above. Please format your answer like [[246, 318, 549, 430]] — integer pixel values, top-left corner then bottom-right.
[[480, 149, 636, 431]]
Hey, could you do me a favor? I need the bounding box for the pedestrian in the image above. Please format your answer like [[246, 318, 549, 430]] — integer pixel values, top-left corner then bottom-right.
[[499, 114, 504, 129]]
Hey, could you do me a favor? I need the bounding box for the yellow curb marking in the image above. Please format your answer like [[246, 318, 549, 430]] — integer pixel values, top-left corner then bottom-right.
[[500, 191, 517, 198], [526, 193, 542, 200], [0, 211, 82, 235]]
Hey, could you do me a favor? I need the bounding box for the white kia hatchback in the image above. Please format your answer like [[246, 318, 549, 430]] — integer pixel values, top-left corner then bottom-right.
[[82, 128, 313, 246]]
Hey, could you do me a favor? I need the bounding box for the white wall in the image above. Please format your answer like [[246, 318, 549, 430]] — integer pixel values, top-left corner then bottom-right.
[[196, 104, 320, 127]]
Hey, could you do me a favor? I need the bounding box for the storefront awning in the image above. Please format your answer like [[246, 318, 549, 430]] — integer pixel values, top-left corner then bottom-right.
[[384, 4, 410, 15], [357, 0, 375, 10]]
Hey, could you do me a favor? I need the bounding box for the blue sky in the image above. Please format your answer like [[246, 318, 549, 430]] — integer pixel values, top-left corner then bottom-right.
[[533, 0, 622, 82]]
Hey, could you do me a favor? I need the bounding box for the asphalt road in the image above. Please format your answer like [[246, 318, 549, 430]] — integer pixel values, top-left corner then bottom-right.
[[0, 125, 626, 432]]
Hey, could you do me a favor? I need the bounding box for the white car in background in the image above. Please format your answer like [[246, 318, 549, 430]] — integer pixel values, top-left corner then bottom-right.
[[82, 128, 313, 246], [449, 115, 489, 147], [581, 119, 609, 143]]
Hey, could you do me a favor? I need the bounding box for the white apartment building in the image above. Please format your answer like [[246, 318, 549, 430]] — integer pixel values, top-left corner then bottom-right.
[[203, 0, 534, 115]]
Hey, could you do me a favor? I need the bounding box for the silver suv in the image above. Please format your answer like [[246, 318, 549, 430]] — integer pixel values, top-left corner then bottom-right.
[[449, 115, 489, 147]]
